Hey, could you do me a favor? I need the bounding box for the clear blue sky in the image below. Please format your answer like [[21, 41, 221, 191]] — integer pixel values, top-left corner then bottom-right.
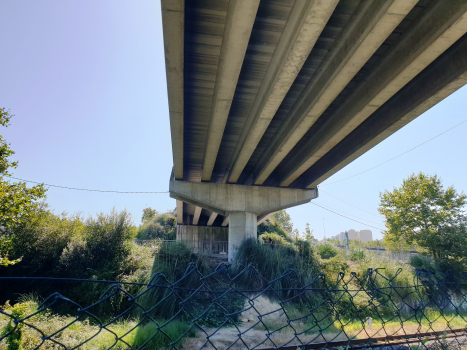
[[1, 1, 466, 240]]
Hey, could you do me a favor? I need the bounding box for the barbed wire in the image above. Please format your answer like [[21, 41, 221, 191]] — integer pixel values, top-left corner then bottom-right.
[[1, 264, 466, 350]]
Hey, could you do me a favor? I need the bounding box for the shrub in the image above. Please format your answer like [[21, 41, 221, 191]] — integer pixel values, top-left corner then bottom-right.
[[233, 238, 319, 289], [6, 207, 84, 276], [258, 232, 291, 245], [318, 244, 337, 259], [410, 255, 433, 270], [257, 219, 292, 242], [139, 242, 208, 320], [349, 249, 366, 261], [137, 211, 176, 240]]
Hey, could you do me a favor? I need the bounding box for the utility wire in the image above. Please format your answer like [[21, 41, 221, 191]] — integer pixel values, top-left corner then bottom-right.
[[311, 202, 385, 231], [320, 119, 467, 187], [5, 176, 169, 194], [319, 189, 381, 217], [7, 119, 465, 195], [314, 201, 383, 226]]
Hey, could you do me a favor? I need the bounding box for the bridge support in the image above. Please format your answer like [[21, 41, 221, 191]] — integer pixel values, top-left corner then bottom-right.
[[169, 176, 318, 262]]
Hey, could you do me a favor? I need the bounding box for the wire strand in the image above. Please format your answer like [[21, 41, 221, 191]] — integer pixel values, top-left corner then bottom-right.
[[5, 176, 169, 194], [319, 189, 381, 217], [320, 119, 467, 186], [311, 202, 385, 231]]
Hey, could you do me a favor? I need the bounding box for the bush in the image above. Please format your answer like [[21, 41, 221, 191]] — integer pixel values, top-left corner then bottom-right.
[[257, 219, 292, 242], [410, 255, 433, 270], [139, 242, 208, 320], [6, 206, 84, 276], [137, 211, 176, 240], [233, 239, 319, 288], [318, 244, 337, 259], [349, 249, 366, 261], [258, 232, 291, 245]]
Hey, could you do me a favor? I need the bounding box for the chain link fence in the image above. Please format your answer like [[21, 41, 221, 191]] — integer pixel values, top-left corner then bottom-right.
[[1, 265, 467, 350]]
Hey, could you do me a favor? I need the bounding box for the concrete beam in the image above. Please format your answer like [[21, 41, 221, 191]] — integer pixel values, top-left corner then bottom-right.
[[192, 206, 202, 225], [207, 212, 218, 226], [278, 1, 467, 187], [251, 0, 417, 185], [257, 211, 277, 225], [176, 200, 183, 225], [221, 216, 229, 227], [289, 34, 467, 189], [169, 177, 318, 217], [161, 0, 184, 180], [201, 0, 259, 182], [226, 0, 339, 183]]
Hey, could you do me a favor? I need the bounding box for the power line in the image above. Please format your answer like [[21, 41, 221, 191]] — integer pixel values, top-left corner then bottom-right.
[[319, 189, 381, 217], [5, 176, 169, 194], [320, 119, 467, 187], [9, 118, 465, 195], [311, 202, 385, 231], [315, 201, 383, 226]]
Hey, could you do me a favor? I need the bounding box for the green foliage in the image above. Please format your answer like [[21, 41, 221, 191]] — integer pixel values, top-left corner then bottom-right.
[[233, 238, 319, 288], [304, 223, 316, 243], [0, 300, 36, 350], [0, 108, 47, 266], [272, 210, 293, 234], [410, 255, 434, 270], [258, 232, 291, 245], [7, 206, 84, 276], [141, 207, 157, 223], [257, 220, 292, 242], [0, 207, 154, 309], [139, 242, 208, 320], [318, 243, 337, 259], [137, 210, 176, 240], [349, 249, 366, 261], [132, 320, 196, 349], [379, 173, 467, 267]]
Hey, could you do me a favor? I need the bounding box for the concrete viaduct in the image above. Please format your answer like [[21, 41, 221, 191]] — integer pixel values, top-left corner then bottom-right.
[[162, 0, 467, 261]]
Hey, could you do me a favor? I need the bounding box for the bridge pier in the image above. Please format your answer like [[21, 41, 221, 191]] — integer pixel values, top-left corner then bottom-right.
[[169, 176, 318, 262]]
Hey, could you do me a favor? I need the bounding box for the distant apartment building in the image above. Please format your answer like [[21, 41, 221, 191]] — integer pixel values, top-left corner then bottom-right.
[[330, 229, 373, 243]]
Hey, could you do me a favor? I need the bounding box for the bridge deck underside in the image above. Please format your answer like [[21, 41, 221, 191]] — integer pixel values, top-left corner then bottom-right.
[[164, 0, 467, 226]]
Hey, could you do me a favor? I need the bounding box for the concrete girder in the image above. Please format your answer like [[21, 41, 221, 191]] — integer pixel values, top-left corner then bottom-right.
[[161, 0, 184, 180], [278, 1, 467, 187], [289, 34, 467, 189], [226, 0, 339, 183], [207, 212, 218, 226], [257, 212, 277, 225], [169, 178, 318, 218], [192, 206, 202, 225], [251, 0, 417, 185], [201, 0, 259, 182], [176, 200, 183, 225], [221, 216, 229, 227]]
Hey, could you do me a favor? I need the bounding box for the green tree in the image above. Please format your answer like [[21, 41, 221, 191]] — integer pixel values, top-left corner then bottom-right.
[[141, 207, 158, 222], [0, 108, 46, 266], [304, 223, 316, 243], [379, 173, 467, 265], [272, 210, 293, 234]]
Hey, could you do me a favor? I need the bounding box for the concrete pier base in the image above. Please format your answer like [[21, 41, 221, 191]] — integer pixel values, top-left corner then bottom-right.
[[228, 212, 257, 262]]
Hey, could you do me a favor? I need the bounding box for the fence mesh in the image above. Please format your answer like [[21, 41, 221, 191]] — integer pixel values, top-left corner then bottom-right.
[[1, 265, 467, 350]]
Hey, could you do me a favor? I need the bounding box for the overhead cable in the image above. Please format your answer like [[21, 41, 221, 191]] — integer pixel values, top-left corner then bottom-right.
[[319, 189, 381, 217], [5, 176, 169, 194], [311, 202, 385, 231], [320, 119, 467, 186]]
